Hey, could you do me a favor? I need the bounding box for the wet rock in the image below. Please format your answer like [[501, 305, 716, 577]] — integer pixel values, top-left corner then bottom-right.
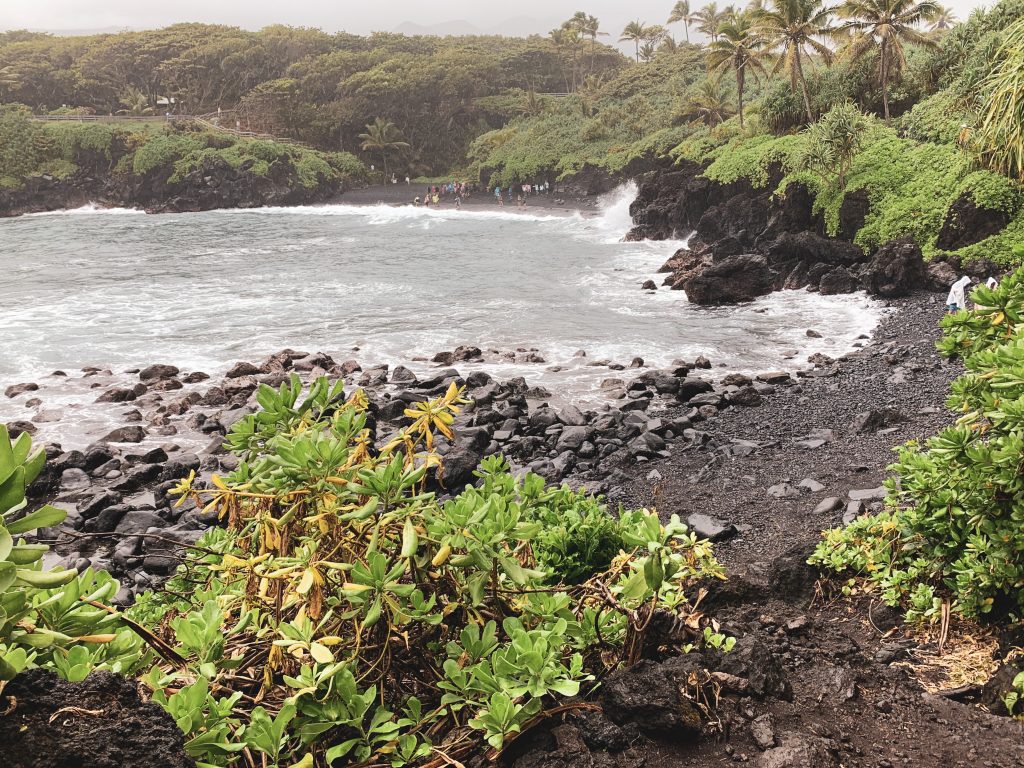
[[682, 254, 775, 305], [101, 425, 146, 444], [5, 382, 39, 398], [77, 490, 122, 519], [139, 364, 180, 382], [53, 450, 87, 472], [677, 377, 714, 402], [391, 365, 417, 384], [599, 659, 702, 740], [729, 386, 762, 407], [181, 371, 210, 384], [819, 266, 858, 295], [226, 361, 261, 378], [60, 468, 91, 493], [556, 426, 592, 452], [6, 421, 36, 438], [860, 237, 928, 298], [756, 371, 791, 385], [96, 383, 147, 403], [641, 279, 657, 290], [83, 445, 116, 471]]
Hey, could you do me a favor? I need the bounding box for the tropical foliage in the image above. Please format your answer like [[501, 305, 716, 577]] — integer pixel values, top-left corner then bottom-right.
[[120, 377, 731, 766], [812, 262, 1024, 622]]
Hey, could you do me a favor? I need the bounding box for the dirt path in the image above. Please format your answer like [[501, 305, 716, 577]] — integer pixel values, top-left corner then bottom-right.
[[525, 292, 1024, 767]]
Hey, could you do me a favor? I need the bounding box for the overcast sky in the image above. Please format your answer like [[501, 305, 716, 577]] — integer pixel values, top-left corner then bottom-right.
[[0, 0, 992, 39]]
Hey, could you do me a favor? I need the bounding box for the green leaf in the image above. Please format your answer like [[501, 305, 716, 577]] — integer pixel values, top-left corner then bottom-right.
[[0, 468, 26, 517], [6, 505, 67, 535]]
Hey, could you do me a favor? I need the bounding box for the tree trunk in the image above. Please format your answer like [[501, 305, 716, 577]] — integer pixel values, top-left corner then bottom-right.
[[635, 40, 640, 62], [685, 23, 690, 42], [736, 66, 745, 128], [795, 47, 813, 124], [880, 39, 891, 122]]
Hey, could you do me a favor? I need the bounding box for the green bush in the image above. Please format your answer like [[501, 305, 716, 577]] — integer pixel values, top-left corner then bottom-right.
[[0, 424, 143, 686], [127, 376, 730, 766], [812, 262, 1024, 622], [0, 105, 42, 185], [132, 132, 210, 176]]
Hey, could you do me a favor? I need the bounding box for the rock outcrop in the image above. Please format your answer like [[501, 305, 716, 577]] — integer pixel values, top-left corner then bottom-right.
[[0, 132, 343, 218], [628, 163, 1010, 305]]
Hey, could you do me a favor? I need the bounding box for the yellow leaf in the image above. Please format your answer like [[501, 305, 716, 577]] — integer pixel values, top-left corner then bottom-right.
[[431, 543, 452, 567], [297, 570, 315, 595], [309, 642, 334, 664]]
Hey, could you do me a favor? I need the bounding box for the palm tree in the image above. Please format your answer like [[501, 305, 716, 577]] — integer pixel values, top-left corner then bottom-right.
[[518, 90, 548, 117], [973, 17, 1024, 180], [640, 41, 659, 61], [839, 0, 940, 121], [755, 0, 838, 124], [118, 87, 153, 116], [682, 76, 735, 125], [695, 3, 725, 41], [668, 1, 698, 42], [579, 14, 608, 75], [358, 117, 410, 179], [620, 20, 653, 61], [929, 3, 956, 30], [706, 13, 770, 127]]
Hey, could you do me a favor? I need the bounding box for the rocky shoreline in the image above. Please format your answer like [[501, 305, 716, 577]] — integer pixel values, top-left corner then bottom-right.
[[0, 149, 344, 218], [9, 338, 824, 601], [6, 292, 1024, 766], [628, 162, 1006, 305]]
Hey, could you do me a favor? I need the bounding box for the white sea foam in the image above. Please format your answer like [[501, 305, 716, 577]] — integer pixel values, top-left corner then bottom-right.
[[23, 203, 146, 217]]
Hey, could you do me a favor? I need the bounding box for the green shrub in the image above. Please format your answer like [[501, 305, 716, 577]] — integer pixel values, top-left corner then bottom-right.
[[43, 122, 119, 162], [0, 105, 42, 184], [132, 132, 210, 176], [0, 424, 143, 686], [900, 91, 969, 145], [129, 376, 730, 766], [812, 262, 1024, 621]]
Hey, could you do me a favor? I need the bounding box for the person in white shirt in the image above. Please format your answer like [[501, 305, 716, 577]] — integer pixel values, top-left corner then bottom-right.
[[946, 275, 974, 313]]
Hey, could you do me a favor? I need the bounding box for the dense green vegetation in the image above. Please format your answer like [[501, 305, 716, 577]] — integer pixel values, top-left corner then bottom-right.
[[0, 25, 624, 175], [0, 379, 731, 766], [0, 105, 364, 191], [812, 260, 1024, 623]]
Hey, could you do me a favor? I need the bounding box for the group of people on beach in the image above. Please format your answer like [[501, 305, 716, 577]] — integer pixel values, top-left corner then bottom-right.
[[413, 182, 479, 208], [409, 179, 553, 209], [492, 181, 551, 208], [946, 274, 999, 312]]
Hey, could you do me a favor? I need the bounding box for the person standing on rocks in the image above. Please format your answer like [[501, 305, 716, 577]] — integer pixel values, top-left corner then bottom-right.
[[946, 275, 974, 313]]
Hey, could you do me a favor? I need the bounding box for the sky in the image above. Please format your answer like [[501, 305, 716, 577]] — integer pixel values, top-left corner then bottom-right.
[[0, 0, 993, 40]]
